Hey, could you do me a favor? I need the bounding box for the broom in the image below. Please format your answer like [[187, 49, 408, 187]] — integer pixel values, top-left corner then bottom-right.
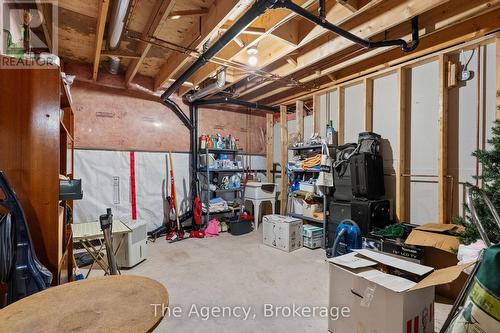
[[166, 152, 188, 242]]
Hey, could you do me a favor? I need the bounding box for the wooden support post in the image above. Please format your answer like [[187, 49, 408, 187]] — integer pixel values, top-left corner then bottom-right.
[[337, 87, 345, 145], [396, 68, 409, 223], [312, 94, 321, 135], [280, 105, 288, 215], [364, 78, 374, 131], [266, 113, 274, 181], [496, 37, 500, 120], [93, 0, 110, 81], [296, 100, 304, 142], [438, 54, 450, 224]]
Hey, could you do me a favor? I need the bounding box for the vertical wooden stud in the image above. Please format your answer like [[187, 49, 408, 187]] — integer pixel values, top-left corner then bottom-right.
[[438, 54, 450, 224], [337, 87, 345, 145], [312, 94, 321, 135], [280, 105, 288, 215], [296, 100, 304, 142], [364, 78, 374, 131], [266, 113, 274, 181], [396, 68, 409, 223]]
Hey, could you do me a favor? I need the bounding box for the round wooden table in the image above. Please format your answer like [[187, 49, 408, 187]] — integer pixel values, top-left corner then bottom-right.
[[0, 275, 169, 333]]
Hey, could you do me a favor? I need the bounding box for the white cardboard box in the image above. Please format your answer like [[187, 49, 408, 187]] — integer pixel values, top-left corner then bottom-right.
[[263, 215, 302, 252], [328, 250, 468, 333]]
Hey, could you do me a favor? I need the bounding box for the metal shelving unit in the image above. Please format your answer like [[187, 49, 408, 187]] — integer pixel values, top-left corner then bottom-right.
[[198, 147, 243, 223], [288, 144, 336, 249]]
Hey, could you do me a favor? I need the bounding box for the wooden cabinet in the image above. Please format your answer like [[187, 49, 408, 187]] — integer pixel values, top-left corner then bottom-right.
[[0, 56, 74, 286]]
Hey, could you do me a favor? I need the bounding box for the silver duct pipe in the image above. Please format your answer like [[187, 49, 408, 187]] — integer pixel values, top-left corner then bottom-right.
[[186, 69, 226, 102], [108, 0, 131, 50]]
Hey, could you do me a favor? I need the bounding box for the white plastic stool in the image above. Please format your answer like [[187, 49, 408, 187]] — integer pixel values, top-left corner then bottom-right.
[[244, 182, 276, 232], [244, 198, 275, 232]]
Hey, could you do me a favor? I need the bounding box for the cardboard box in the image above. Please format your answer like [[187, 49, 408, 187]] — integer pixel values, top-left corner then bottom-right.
[[303, 235, 323, 249], [328, 250, 467, 333], [262, 215, 302, 252], [405, 223, 466, 299], [303, 203, 322, 218], [303, 224, 323, 238]]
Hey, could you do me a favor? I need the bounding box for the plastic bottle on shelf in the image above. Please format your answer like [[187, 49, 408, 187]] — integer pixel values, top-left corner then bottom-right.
[[326, 120, 334, 145]]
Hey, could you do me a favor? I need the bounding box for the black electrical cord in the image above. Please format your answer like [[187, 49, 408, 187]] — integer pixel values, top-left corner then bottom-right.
[[0, 213, 14, 282]]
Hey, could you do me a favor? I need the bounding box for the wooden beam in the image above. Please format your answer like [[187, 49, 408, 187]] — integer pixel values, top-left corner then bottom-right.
[[243, 0, 457, 102], [497, 37, 500, 120], [296, 100, 304, 142], [438, 54, 449, 224], [265, 5, 500, 105], [337, 0, 371, 12], [312, 94, 321, 134], [184, 0, 316, 92], [337, 87, 345, 145], [92, 0, 110, 81], [154, 0, 240, 90], [364, 78, 373, 131], [101, 50, 142, 59], [285, 55, 298, 67], [168, 8, 209, 19], [126, 0, 176, 85], [35, 1, 52, 52], [396, 67, 408, 223], [266, 113, 274, 181], [280, 105, 288, 215]]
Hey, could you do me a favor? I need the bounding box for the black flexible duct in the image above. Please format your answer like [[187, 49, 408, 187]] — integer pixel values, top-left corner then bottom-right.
[[279, 1, 420, 52], [161, 98, 192, 130], [160, 0, 279, 102]]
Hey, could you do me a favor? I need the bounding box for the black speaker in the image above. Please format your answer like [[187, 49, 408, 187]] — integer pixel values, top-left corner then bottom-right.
[[350, 199, 390, 236], [326, 200, 352, 251]]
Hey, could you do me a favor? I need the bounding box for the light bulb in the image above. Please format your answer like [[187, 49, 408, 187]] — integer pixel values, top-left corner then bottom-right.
[[248, 55, 258, 67]]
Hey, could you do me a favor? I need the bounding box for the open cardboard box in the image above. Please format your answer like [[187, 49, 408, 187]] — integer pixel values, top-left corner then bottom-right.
[[405, 223, 466, 300], [328, 249, 469, 333]]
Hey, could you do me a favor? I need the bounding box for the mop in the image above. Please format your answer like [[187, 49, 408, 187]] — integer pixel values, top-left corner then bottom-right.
[[166, 152, 188, 243]]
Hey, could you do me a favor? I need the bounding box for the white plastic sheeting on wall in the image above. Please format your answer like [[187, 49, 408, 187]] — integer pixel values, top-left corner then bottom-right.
[[74, 149, 266, 230]]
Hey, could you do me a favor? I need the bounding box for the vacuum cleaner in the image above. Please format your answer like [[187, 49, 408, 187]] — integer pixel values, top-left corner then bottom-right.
[[327, 219, 362, 258]]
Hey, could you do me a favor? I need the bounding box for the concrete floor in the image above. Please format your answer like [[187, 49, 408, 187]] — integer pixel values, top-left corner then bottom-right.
[[88, 228, 453, 332]]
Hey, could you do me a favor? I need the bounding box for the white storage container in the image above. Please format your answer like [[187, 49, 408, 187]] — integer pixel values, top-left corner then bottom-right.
[[245, 182, 276, 200], [263, 215, 302, 252], [299, 182, 316, 193], [292, 197, 304, 215]]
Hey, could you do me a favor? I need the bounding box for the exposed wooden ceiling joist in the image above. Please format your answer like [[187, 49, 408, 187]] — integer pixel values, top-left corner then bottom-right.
[[337, 0, 372, 12], [125, 0, 177, 85], [153, 0, 240, 91], [92, 0, 110, 81], [237, 0, 451, 101], [168, 8, 209, 19], [183, 0, 323, 94], [266, 7, 500, 106]]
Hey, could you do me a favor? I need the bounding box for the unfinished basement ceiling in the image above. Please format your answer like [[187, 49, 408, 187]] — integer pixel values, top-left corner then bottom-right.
[[56, 0, 500, 106]]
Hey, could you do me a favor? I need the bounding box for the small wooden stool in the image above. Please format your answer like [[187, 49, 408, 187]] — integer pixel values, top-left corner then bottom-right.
[[0, 275, 169, 333]]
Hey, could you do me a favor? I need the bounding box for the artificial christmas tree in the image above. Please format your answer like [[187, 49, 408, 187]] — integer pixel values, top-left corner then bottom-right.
[[456, 119, 500, 245]]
